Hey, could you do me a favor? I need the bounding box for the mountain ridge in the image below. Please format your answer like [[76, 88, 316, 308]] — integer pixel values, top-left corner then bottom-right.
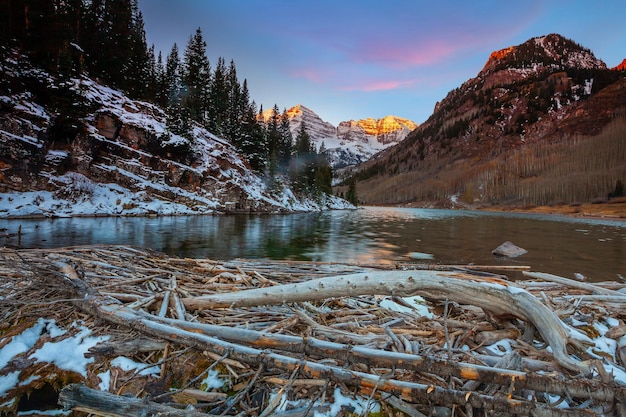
[[263, 104, 417, 168], [343, 33, 626, 208]]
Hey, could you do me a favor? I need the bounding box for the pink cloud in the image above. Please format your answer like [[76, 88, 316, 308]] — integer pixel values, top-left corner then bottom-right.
[[340, 78, 419, 92], [350, 39, 460, 69], [289, 68, 328, 83]]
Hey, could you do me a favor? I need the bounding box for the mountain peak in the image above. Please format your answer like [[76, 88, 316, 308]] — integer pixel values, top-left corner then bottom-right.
[[480, 33, 606, 75]]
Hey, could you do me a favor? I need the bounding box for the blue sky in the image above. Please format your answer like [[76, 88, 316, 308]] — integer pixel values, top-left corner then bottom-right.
[[138, 0, 626, 126]]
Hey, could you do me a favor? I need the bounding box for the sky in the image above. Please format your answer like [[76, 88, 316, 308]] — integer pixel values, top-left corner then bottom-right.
[[138, 0, 626, 126]]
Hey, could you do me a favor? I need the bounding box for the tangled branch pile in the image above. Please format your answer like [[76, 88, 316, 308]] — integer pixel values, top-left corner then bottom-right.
[[1, 245, 625, 416]]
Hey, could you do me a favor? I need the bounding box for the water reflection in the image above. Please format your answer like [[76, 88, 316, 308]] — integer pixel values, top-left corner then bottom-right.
[[1, 207, 624, 281]]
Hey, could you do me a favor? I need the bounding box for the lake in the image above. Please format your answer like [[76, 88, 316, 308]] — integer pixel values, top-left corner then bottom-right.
[[1, 207, 625, 281]]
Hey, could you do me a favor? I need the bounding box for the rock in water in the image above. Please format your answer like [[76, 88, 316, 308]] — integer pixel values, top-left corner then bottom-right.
[[492, 241, 527, 257]]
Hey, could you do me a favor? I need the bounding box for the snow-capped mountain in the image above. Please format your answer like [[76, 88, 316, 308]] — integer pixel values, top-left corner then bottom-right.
[[264, 104, 417, 168]]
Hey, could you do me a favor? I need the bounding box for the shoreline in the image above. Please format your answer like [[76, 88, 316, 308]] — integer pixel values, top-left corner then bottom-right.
[[378, 198, 626, 222], [480, 200, 626, 221]]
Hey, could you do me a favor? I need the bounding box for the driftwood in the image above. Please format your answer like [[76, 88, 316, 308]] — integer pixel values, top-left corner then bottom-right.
[[151, 315, 612, 401], [2, 245, 625, 417], [53, 261, 620, 415], [182, 270, 591, 373], [523, 271, 626, 297], [64, 301, 602, 416], [58, 383, 216, 417]]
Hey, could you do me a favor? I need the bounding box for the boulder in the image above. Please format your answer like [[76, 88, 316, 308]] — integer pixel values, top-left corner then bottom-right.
[[492, 241, 527, 258]]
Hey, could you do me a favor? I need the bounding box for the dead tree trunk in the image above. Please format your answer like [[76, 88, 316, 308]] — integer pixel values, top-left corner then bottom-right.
[[58, 384, 216, 417]]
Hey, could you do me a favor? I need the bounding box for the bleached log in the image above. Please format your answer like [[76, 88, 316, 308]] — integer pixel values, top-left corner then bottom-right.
[[523, 271, 626, 297], [58, 383, 216, 417], [183, 270, 591, 373]]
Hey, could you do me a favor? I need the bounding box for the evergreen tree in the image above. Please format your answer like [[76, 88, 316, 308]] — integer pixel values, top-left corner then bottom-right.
[[224, 59, 242, 143], [209, 57, 229, 133], [154, 50, 166, 107], [163, 43, 183, 107], [266, 104, 282, 177], [126, 3, 151, 99], [314, 149, 333, 196], [278, 109, 293, 171], [182, 27, 211, 123], [101, 0, 134, 89], [346, 178, 358, 206], [290, 122, 315, 193], [239, 100, 268, 172]]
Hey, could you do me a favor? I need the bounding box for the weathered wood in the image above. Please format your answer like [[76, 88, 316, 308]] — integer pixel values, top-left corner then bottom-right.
[[18, 252, 623, 415], [58, 383, 216, 417], [124, 310, 618, 402], [73, 306, 598, 417], [523, 271, 626, 297], [51, 262, 608, 416], [87, 338, 166, 357], [182, 270, 592, 373]]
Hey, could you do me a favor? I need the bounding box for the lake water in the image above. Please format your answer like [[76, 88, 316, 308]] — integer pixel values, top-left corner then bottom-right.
[[1, 207, 625, 281]]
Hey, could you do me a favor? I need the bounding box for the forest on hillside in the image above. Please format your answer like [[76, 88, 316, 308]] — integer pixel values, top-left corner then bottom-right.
[[0, 0, 333, 198], [353, 115, 626, 207]]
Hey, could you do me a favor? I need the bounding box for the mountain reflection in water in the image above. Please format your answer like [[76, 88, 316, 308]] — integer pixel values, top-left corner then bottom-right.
[[1, 207, 624, 281]]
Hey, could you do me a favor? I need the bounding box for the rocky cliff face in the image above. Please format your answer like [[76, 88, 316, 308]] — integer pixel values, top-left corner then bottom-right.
[[276, 104, 417, 168]]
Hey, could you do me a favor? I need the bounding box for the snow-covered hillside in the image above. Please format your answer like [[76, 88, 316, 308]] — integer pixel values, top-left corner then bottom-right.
[[0, 55, 352, 217]]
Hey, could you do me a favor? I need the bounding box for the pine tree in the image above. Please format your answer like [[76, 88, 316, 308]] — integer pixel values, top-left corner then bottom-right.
[[239, 100, 267, 172], [290, 122, 315, 192], [126, 3, 151, 99], [163, 43, 183, 107], [209, 57, 229, 134], [81, 0, 106, 77], [346, 178, 358, 206], [315, 149, 333, 196], [182, 27, 211, 123], [154, 50, 166, 107], [223, 59, 242, 143], [278, 109, 293, 171], [101, 0, 134, 89], [266, 104, 282, 177]]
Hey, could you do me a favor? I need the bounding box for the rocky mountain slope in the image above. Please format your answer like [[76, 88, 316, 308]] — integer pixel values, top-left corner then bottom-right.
[[344, 34, 626, 207], [264, 105, 417, 168], [0, 50, 351, 217]]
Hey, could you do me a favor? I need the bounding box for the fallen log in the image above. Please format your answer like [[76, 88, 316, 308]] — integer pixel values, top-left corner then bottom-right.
[[58, 383, 216, 417], [523, 271, 626, 297], [182, 270, 592, 373]]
